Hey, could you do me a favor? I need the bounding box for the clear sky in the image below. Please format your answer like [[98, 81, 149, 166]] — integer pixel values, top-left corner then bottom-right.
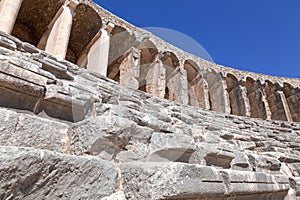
[[94, 0, 300, 78]]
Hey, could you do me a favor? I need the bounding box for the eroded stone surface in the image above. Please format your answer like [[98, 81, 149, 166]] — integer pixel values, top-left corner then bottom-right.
[[0, 146, 118, 200], [0, 1, 299, 199]]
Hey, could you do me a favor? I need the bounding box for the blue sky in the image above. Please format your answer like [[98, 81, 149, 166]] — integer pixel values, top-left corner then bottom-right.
[[95, 0, 300, 78]]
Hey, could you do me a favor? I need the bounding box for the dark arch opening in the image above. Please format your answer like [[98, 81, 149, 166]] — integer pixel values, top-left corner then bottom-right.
[[107, 26, 134, 82], [282, 83, 300, 122], [66, 3, 102, 63], [264, 80, 291, 121], [161, 52, 179, 100], [184, 60, 203, 107], [226, 73, 247, 116], [138, 40, 158, 92], [11, 0, 64, 45]]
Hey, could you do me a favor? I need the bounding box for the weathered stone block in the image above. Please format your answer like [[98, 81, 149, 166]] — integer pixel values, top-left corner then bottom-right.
[[0, 108, 70, 153], [0, 146, 118, 199], [149, 132, 196, 162]]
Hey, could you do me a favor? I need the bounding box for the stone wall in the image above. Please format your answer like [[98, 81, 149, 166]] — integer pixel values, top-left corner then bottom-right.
[[0, 0, 299, 123], [0, 0, 300, 199], [0, 30, 299, 199]]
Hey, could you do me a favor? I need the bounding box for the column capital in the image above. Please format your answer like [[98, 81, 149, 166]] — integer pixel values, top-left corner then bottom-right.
[[65, 0, 78, 11], [105, 22, 115, 34]]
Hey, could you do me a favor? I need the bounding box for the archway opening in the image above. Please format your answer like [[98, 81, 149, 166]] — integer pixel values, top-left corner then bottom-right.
[[66, 4, 102, 64], [11, 0, 64, 46], [138, 40, 158, 92], [161, 52, 179, 100], [107, 26, 133, 82]]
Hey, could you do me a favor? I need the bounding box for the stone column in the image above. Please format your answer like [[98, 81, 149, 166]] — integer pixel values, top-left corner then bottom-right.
[[166, 67, 189, 104], [222, 77, 231, 114], [0, 0, 23, 34], [278, 91, 293, 122], [146, 59, 166, 98], [40, 1, 78, 60], [119, 47, 140, 89], [260, 87, 272, 120], [77, 22, 114, 76], [188, 75, 210, 109]]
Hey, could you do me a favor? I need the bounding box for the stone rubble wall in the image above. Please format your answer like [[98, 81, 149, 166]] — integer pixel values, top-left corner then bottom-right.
[[0, 31, 299, 199]]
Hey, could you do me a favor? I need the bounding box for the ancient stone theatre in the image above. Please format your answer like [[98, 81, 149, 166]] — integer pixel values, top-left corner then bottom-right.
[[0, 0, 299, 199]]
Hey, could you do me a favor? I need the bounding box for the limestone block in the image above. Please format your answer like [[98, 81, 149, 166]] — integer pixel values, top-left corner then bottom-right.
[[0, 108, 70, 153], [149, 132, 196, 162], [231, 152, 251, 171], [120, 162, 226, 199], [71, 115, 139, 157], [120, 162, 290, 199], [0, 146, 118, 199]]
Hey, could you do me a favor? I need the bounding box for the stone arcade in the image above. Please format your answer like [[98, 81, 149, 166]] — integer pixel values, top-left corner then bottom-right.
[[0, 0, 299, 199]]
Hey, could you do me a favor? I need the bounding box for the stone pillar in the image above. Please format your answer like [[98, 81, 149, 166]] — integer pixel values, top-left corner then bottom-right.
[[119, 47, 140, 89], [282, 86, 300, 122], [241, 80, 271, 120], [77, 22, 114, 76], [146, 59, 166, 98], [188, 75, 210, 109], [206, 72, 231, 114], [278, 91, 293, 122], [166, 67, 189, 104], [260, 87, 272, 120], [228, 84, 251, 117], [222, 77, 231, 114], [0, 0, 23, 34], [264, 82, 292, 121], [39, 1, 78, 60]]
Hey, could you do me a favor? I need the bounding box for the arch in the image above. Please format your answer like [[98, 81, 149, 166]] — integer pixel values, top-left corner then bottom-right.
[[161, 52, 179, 100], [184, 59, 200, 82], [11, 0, 64, 45], [184, 60, 209, 109], [282, 82, 300, 122], [204, 71, 230, 113], [66, 3, 102, 63], [264, 80, 292, 121], [107, 26, 134, 82], [138, 40, 159, 92], [241, 77, 270, 119], [226, 73, 250, 116]]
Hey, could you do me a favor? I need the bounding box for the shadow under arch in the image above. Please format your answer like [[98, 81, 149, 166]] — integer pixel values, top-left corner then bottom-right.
[[11, 0, 64, 45], [204, 70, 230, 113], [264, 80, 292, 121], [183, 59, 209, 109], [138, 39, 159, 92], [160, 51, 180, 100], [107, 25, 134, 82], [66, 3, 102, 63], [282, 82, 300, 122], [226, 73, 251, 116]]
